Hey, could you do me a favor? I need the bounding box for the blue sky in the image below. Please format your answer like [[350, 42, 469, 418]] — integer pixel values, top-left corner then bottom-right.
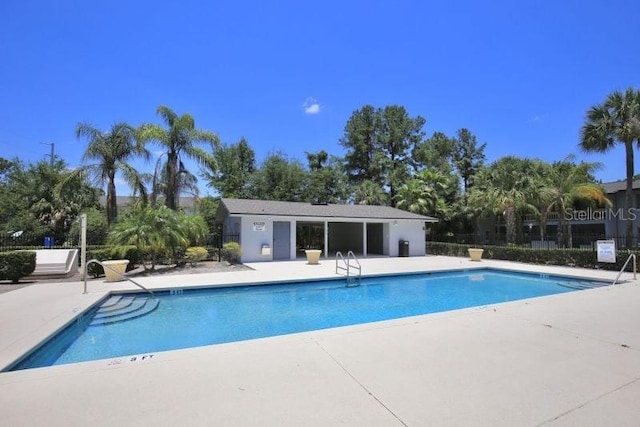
[[1, 0, 639, 196]]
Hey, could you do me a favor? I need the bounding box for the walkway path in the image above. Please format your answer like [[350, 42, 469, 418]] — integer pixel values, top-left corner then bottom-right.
[[0, 256, 638, 426]]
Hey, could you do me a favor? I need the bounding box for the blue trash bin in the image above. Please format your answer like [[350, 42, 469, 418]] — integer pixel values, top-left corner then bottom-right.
[[44, 236, 53, 248]]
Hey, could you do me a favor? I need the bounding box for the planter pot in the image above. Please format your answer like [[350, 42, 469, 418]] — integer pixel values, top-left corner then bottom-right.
[[468, 248, 484, 262], [305, 249, 322, 265], [101, 260, 130, 282]]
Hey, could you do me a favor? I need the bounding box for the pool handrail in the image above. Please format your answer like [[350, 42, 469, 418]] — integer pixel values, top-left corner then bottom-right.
[[83, 259, 155, 297], [612, 253, 637, 285], [335, 251, 361, 286]]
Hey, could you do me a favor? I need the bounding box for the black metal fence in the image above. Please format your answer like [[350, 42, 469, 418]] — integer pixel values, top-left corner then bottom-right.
[[431, 233, 633, 250], [210, 233, 240, 261], [1, 231, 242, 255], [0, 233, 74, 251], [211, 232, 239, 247]]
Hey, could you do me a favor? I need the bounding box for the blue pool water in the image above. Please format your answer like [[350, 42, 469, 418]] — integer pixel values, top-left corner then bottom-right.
[[8, 269, 601, 370]]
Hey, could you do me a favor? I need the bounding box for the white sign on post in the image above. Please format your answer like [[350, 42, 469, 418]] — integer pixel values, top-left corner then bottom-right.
[[252, 221, 266, 232], [596, 240, 616, 263]]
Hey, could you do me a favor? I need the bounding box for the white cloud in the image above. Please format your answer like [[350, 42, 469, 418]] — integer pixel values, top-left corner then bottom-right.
[[303, 97, 321, 115]]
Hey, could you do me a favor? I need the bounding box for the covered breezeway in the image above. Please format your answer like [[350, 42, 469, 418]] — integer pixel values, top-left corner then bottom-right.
[[296, 221, 386, 258]]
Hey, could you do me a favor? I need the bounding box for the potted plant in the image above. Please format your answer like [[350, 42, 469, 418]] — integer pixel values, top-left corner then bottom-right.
[[305, 248, 322, 265], [468, 247, 484, 261], [101, 259, 130, 282]]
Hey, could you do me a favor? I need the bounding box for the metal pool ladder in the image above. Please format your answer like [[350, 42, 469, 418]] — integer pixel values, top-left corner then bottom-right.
[[336, 251, 361, 287]]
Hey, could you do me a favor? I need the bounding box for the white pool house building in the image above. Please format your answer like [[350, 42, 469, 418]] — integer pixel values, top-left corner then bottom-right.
[[215, 198, 438, 263]]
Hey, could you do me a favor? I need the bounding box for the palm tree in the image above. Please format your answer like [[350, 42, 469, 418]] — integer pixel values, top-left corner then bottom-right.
[[139, 106, 219, 210], [180, 214, 209, 246], [353, 180, 388, 205], [580, 88, 640, 247], [469, 157, 538, 244], [395, 179, 431, 214], [75, 122, 150, 225], [544, 156, 611, 247], [143, 155, 201, 207], [417, 169, 453, 217], [28, 158, 101, 242], [526, 161, 554, 242], [107, 206, 192, 271], [395, 169, 452, 218]]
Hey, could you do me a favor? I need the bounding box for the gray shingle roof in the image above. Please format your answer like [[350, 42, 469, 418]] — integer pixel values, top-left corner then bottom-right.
[[218, 198, 438, 221], [602, 180, 640, 194]]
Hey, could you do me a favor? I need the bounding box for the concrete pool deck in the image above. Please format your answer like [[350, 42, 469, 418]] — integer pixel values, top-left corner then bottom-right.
[[0, 255, 639, 426]]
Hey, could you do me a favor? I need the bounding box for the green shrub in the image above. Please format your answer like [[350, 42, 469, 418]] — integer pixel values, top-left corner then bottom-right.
[[171, 246, 187, 266], [221, 242, 242, 264], [0, 251, 36, 283], [107, 206, 203, 270], [426, 241, 638, 272], [67, 208, 109, 246], [185, 246, 209, 266], [206, 246, 218, 260]]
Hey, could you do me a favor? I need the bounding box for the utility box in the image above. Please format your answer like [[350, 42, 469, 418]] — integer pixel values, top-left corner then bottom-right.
[[399, 240, 409, 257], [261, 244, 271, 256]]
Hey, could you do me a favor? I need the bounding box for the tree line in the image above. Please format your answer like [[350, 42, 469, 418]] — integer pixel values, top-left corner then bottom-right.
[[1, 88, 639, 248]]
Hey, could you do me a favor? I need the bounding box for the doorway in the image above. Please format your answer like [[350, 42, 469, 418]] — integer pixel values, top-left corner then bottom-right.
[[273, 221, 291, 260]]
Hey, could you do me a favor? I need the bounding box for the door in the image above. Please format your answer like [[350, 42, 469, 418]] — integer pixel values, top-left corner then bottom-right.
[[273, 221, 291, 260], [367, 223, 384, 255]]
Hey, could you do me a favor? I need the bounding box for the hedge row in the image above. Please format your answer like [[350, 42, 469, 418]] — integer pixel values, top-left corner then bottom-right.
[[427, 242, 639, 272], [85, 245, 218, 277], [0, 251, 36, 283]]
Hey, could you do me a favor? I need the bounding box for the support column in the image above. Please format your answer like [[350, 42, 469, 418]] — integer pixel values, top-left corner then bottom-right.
[[363, 222, 367, 257], [290, 220, 296, 259], [324, 221, 329, 258]]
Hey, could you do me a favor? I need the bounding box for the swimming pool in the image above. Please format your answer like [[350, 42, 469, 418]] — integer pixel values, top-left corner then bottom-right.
[[6, 268, 607, 371]]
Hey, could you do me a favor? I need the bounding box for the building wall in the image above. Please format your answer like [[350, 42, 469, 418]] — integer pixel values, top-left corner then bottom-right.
[[238, 216, 275, 262], [604, 191, 640, 238], [386, 220, 426, 256], [383, 223, 390, 255], [228, 215, 427, 262]]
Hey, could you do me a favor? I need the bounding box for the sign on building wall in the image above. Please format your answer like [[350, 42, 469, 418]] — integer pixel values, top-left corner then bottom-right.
[[252, 221, 266, 232], [596, 240, 616, 263]]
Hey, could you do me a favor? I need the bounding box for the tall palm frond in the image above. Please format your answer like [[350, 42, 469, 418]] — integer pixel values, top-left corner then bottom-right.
[[74, 122, 150, 225], [543, 156, 610, 247], [580, 88, 640, 247], [139, 106, 219, 210]]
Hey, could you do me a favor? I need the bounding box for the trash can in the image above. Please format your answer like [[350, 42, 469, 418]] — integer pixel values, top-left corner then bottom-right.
[[44, 236, 53, 248], [399, 240, 409, 257]]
